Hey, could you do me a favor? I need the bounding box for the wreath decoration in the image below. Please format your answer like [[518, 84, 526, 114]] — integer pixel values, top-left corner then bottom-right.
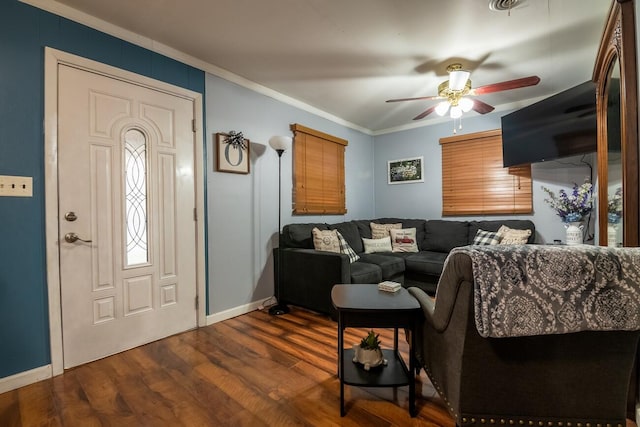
[[224, 131, 247, 151]]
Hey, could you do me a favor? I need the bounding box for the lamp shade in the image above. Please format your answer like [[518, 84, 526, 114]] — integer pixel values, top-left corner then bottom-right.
[[435, 101, 450, 116], [448, 69, 470, 91], [450, 105, 463, 119], [459, 97, 474, 112], [269, 135, 292, 151]]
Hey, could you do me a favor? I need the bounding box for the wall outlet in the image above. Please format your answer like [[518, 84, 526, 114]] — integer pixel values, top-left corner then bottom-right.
[[0, 175, 33, 197]]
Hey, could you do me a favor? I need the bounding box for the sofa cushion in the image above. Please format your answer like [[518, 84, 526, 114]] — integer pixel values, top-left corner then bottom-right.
[[358, 253, 406, 280], [312, 228, 341, 253], [376, 218, 427, 250], [354, 219, 374, 239], [404, 251, 449, 276], [371, 222, 402, 239], [497, 225, 532, 244], [468, 220, 535, 244], [350, 262, 382, 283], [362, 236, 393, 253], [424, 220, 469, 252], [473, 229, 502, 245], [390, 228, 419, 252], [283, 223, 328, 248], [337, 231, 360, 263], [330, 221, 363, 253]]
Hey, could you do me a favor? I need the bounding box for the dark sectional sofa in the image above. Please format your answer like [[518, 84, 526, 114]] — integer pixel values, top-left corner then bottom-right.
[[277, 218, 535, 316]]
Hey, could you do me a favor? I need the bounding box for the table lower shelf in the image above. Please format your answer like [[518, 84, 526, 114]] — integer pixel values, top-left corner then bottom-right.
[[341, 348, 410, 387]]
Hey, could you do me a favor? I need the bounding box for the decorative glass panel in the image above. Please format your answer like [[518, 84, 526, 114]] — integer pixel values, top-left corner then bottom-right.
[[124, 129, 148, 266]]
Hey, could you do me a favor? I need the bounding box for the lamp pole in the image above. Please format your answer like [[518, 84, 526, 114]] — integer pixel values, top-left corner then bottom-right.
[[268, 136, 291, 315]]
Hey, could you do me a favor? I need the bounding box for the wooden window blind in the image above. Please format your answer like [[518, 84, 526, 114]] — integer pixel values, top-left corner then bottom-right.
[[291, 123, 347, 215], [440, 129, 532, 216]]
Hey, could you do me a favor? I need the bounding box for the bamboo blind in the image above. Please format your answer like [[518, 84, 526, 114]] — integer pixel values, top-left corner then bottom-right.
[[440, 129, 532, 216], [291, 123, 347, 215]]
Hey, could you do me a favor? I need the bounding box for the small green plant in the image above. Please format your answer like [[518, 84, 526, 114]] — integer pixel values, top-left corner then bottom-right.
[[359, 330, 381, 350]]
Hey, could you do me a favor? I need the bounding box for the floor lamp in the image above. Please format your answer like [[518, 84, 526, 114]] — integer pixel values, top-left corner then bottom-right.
[[268, 135, 292, 315]]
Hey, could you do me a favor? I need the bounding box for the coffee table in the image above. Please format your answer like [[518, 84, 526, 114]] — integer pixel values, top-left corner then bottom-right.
[[331, 284, 420, 417]]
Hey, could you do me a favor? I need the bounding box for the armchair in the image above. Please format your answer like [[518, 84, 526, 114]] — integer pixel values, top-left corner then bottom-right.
[[409, 245, 640, 426]]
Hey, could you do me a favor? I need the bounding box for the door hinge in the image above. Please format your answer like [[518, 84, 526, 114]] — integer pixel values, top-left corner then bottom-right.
[[193, 208, 197, 221], [192, 119, 197, 133], [195, 295, 199, 310]]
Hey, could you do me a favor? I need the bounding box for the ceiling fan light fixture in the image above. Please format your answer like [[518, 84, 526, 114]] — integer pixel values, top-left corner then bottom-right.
[[435, 101, 450, 116], [448, 69, 470, 91], [459, 97, 474, 112], [450, 105, 463, 119]]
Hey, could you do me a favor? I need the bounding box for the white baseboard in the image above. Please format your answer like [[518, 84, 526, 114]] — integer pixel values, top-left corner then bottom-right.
[[0, 365, 52, 394], [206, 300, 265, 325]]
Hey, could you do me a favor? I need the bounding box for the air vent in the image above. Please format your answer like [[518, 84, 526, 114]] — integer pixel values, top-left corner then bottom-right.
[[489, 0, 522, 12]]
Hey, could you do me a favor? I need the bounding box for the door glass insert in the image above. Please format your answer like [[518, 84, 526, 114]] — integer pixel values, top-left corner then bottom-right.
[[124, 129, 148, 266]]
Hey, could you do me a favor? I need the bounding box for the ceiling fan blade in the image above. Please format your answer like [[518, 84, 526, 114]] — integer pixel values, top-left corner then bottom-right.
[[472, 99, 495, 114], [413, 106, 437, 120], [471, 76, 541, 96], [386, 95, 440, 103]]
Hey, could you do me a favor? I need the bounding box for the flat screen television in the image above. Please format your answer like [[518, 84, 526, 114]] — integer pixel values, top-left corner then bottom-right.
[[501, 80, 597, 167]]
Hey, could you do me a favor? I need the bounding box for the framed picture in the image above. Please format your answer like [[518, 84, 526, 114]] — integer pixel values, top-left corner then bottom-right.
[[216, 132, 250, 174], [387, 156, 424, 184]]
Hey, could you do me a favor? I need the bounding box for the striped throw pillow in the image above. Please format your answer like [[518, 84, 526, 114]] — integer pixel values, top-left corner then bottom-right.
[[337, 231, 360, 263]]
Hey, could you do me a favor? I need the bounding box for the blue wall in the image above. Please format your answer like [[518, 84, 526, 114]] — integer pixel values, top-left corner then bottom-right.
[[374, 113, 595, 244], [205, 74, 375, 315], [0, 0, 204, 378]]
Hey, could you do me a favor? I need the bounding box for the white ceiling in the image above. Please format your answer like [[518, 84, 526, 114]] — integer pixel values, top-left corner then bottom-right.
[[30, 0, 611, 134]]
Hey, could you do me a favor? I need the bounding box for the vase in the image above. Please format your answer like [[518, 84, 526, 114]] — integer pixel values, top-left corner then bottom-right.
[[607, 222, 619, 247], [565, 222, 584, 246]]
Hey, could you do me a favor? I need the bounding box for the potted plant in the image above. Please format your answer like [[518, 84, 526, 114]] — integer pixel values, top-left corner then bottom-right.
[[352, 330, 386, 370]]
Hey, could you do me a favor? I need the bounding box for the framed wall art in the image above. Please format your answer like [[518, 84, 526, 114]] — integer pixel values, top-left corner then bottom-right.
[[216, 131, 250, 174], [387, 156, 424, 184]]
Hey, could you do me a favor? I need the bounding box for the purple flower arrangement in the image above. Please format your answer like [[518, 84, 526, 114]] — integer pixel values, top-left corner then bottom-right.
[[541, 181, 593, 223]]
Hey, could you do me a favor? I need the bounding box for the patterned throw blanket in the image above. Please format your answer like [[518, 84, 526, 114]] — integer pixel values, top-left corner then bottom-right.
[[449, 245, 640, 338]]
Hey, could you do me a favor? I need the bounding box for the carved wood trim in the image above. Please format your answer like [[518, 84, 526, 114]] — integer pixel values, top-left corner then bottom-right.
[[593, 0, 639, 247]]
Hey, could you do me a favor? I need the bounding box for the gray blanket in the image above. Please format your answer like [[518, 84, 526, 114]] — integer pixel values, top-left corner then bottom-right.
[[449, 245, 640, 338]]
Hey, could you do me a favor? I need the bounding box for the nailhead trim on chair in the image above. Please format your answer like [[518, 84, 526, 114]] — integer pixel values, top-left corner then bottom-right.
[[458, 418, 622, 427], [424, 365, 623, 427]]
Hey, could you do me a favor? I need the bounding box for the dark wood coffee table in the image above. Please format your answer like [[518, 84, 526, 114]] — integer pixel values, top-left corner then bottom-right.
[[331, 284, 420, 417]]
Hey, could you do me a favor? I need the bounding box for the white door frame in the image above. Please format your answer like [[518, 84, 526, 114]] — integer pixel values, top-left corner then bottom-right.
[[44, 47, 206, 376]]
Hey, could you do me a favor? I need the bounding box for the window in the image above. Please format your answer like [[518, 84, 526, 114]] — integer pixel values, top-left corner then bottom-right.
[[440, 129, 532, 216], [291, 123, 347, 215], [124, 128, 149, 266]]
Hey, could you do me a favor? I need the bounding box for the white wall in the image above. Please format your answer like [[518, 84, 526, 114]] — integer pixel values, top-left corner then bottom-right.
[[373, 112, 595, 243], [205, 74, 375, 315]]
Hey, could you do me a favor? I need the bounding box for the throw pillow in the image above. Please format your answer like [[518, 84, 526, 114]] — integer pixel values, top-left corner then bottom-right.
[[362, 236, 393, 254], [389, 228, 419, 253], [473, 229, 502, 245], [312, 227, 341, 253], [497, 225, 532, 245], [370, 222, 402, 239], [337, 231, 360, 263]]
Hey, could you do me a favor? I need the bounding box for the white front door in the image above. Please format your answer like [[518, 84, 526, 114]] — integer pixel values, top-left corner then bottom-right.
[[57, 64, 198, 368]]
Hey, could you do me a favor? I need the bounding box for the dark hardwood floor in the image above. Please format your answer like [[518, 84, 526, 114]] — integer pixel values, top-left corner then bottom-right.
[[0, 306, 454, 426]]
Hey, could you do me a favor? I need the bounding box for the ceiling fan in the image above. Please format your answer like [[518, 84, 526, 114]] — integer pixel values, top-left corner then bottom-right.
[[386, 63, 540, 128]]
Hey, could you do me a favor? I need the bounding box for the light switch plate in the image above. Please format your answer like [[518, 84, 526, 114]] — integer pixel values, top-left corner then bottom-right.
[[0, 175, 33, 197]]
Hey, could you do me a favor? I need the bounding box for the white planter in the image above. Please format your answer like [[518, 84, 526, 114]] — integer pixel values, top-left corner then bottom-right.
[[565, 222, 584, 246], [352, 345, 387, 370], [608, 223, 617, 247]]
